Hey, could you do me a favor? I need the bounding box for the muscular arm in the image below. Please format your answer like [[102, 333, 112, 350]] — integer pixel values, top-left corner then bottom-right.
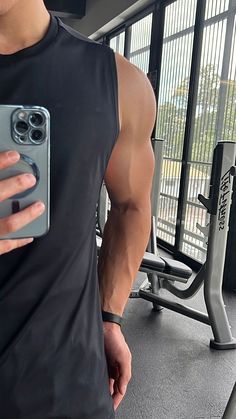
[[97, 53, 156, 318]]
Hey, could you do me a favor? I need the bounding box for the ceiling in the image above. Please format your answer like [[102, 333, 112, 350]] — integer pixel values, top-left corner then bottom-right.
[[44, 0, 86, 18]]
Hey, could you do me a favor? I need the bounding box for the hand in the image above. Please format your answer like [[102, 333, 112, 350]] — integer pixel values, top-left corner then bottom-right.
[[0, 150, 45, 254], [103, 322, 132, 411]]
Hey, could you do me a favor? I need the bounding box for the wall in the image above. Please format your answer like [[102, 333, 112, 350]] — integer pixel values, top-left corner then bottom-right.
[[64, 0, 154, 38]]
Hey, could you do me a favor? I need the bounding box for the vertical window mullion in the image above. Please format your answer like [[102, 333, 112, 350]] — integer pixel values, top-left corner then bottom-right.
[[175, 0, 207, 253], [215, 0, 235, 142]]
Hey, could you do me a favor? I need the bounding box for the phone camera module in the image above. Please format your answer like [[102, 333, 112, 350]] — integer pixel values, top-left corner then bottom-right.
[[14, 120, 29, 135], [29, 112, 44, 127], [30, 129, 44, 144]]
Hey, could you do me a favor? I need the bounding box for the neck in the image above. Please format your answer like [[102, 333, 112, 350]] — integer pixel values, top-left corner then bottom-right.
[[0, 0, 50, 55]]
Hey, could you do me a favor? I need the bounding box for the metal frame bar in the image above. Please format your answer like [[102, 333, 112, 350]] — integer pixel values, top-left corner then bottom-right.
[[139, 288, 210, 325], [151, 139, 165, 223], [124, 26, 132, 60], [129, 45, 150, 58], [181, 241, 207, 254], [182, 229, 207, 242], [148, 1, 165, 114], [174, 0, 207, 254], [158, 194, 212, 212], [159, 193, 178, 200], [222, 383, 236, 419], [203, 142, 236, 348]]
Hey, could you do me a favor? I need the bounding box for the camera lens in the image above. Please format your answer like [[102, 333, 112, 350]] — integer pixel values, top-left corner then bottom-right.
[[29, 112, 44, 127], [15, 120, 29, 134], [30, 129, 44, 144], [19, 135, 27, 143]]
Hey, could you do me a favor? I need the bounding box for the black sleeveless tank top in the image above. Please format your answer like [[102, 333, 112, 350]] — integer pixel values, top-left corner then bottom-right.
[[0, 15, 118, 419]]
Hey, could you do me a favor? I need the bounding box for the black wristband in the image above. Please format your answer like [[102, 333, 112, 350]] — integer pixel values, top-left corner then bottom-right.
[[102, 310, 123, 327]]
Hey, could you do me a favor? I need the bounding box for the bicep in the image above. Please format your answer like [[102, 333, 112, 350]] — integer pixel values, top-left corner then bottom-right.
[[104, 58, 156, 209], [104, 134, 155, 209]]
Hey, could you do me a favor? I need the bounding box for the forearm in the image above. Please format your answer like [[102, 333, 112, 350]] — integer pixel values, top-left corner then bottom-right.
[[97, 202, 151, 316]]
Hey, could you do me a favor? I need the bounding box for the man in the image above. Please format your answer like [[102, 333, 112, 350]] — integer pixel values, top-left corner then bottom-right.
[[0, 0, 156, 418]]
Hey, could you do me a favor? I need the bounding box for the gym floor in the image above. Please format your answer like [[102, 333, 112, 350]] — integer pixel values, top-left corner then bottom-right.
[[116, 250, 236, 419]]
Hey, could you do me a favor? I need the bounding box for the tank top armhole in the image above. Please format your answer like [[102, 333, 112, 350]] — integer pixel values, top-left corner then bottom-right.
[[107, 47, 120, 142]]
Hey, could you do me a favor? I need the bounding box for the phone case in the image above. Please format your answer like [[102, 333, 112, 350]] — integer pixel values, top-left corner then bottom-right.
[[0, 105, 50, 239]]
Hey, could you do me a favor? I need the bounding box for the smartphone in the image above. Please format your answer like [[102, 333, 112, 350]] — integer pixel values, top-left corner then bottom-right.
[[0, 105, 50, 239]]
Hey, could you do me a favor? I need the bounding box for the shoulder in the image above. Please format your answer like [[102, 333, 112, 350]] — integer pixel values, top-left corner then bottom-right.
[[114, 53, 156, 138], [57, 18, 96, 44], [57, 19, 114, 66], [57, 18, 108, 54]]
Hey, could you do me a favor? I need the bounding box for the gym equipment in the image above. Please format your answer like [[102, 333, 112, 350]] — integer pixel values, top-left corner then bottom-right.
[[223, 177, 236, 291], [96, 140, 236, 350], [222, 383, 236, 418]]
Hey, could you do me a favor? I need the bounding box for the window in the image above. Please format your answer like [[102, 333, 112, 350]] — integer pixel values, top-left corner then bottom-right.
[[155, 0, 236, 262], [181, 0, 235, 261], [129, 14, 153, 74], [108, 12, 153, 73], [156, 0, 197, 246], [109, 32, 125, 55]]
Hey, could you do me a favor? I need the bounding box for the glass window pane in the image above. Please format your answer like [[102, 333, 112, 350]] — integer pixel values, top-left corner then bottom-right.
[[130, 14, 153, 52], [222, 15, 236, 141], [129, 14, 153, 74], [109, 32, 125, 55], [190, 19, 227, 163], [155, 0, 197, 245], [205, 0, 230, 20], [129, 50, 150, 74], [164, 0, 197, 38]]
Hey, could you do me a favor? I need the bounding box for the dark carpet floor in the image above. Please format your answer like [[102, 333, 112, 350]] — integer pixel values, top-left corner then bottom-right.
[[115, 254, 236, 419]]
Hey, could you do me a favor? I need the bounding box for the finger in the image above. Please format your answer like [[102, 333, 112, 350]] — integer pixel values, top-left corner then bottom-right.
[[108, 363, 119, 381], [117, 357, 132, 396], [109, 377, 115, 395], [0, 150, 20, 170], [112, 381, 124, 411], [0, 202, 45, 236], [0, 237, 34, 255], [0, 173, 36, 202], [107, 363, 119, 395]]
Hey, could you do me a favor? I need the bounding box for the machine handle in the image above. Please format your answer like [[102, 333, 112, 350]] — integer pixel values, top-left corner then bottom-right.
[[198, 194, 212, 213]]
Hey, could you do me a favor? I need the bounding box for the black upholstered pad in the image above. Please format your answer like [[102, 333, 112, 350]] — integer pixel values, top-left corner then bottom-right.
[[160, 257, 192, 279], [142, 252, 165, 272], [141, 253, 192, 279]]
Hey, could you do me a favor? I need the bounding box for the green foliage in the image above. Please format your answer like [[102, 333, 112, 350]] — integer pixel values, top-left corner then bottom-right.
[[156, 64, 236, 164]]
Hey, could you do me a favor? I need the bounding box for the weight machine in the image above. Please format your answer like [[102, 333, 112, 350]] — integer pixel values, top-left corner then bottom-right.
[[97, 140, 236, 350]]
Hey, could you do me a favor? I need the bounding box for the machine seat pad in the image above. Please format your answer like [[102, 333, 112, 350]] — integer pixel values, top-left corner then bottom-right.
[[160, 257, 192, 279], [141, 252, 165, 272]]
